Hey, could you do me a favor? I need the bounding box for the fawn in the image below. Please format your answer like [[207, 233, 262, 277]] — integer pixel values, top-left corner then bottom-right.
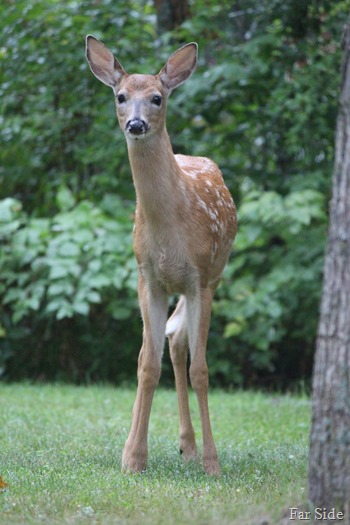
[[85, 36, 237, 475]]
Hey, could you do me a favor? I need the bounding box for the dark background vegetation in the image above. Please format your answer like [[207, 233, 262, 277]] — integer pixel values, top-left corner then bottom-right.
[[0, 0, 348, 388]]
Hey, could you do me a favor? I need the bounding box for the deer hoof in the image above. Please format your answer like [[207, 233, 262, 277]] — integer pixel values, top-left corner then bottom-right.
[[203, 456, 221, 476], [122, 449, 147, 473]]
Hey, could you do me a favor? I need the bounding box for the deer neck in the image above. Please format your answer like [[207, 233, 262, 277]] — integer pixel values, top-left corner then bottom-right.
[[126, 130, 185, 228]]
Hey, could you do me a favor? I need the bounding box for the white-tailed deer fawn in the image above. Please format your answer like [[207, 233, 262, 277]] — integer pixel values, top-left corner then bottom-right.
[[86, 36, 237, 475]]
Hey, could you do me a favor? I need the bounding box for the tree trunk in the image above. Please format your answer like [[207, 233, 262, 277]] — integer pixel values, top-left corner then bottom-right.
[[154, 0, 190, 34], [308, 17, 350, 514]]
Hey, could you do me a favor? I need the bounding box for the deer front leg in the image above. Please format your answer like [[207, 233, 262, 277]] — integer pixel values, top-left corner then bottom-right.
[[187, 287, 220, 476], [122, 274, 167, 473]]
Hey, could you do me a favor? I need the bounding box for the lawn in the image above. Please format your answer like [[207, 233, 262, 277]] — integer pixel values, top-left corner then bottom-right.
[[0, 384, 310, 524]]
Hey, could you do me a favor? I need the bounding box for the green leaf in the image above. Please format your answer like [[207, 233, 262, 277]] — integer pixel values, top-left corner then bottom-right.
[[88, 274, 111, 289], [87, 291, 101, 304], [72, 300, 90, 316], [58, 241, 80, 257], [56, 303, 74, 320], [56, 186, 76, 212], [0, 198, 22, 222], [224, 320, 246, 338], [47, 281, 74, 297], [49, 265, 69, 280]]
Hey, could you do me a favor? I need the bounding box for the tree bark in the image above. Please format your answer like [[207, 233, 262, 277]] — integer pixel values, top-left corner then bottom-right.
[[154, 0, 191, 34], [308, 17, 350, 514]]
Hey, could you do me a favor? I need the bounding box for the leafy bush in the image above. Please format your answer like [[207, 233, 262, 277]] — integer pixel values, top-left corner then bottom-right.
[[1, 191, 137, 321], [210, 187, 327, 386], [0, 194, 139, 381]]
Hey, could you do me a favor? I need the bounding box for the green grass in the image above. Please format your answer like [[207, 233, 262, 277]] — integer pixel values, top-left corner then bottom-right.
[[0, 384, 310, 524]]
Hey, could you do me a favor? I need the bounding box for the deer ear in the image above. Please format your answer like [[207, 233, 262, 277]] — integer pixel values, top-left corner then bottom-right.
[[85, 35, 126, 88], [159, 42, 198, 91]]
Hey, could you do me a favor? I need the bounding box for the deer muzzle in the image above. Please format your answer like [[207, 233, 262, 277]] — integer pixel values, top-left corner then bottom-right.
[[126, 119, 149, 137]]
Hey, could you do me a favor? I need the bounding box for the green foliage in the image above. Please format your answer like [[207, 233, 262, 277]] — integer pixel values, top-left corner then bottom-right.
[[0, 192, 137, 322], [0, 0, 157, 212], [0, 0, 348, 385], [211, 187, 327, 385], [0, 194, 139, 381]]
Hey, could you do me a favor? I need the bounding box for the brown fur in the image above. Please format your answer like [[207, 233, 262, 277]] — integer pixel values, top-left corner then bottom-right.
[[86, 36, 237, 474]]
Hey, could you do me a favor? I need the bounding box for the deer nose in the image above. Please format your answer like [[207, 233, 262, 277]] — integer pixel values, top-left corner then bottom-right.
[[126, 119, 148, 136]]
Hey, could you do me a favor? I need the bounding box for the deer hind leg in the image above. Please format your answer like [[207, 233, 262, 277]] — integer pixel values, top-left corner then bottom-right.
[[122, 274, 167, 473], [187, 287, 220, 476], [166, 296, 197, 461]]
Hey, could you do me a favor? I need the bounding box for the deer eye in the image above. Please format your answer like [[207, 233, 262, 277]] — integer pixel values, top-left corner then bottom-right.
[[117, 93, 126, 104], [152, 95, 162, 107]]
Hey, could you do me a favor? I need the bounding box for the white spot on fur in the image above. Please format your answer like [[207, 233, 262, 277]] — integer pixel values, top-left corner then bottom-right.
[[219, 222, 227, 237], [208, 209, 217, 221], [197, 196, 210, 214], [176, 155, 217, 177], [211, 241, 218, 263]]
